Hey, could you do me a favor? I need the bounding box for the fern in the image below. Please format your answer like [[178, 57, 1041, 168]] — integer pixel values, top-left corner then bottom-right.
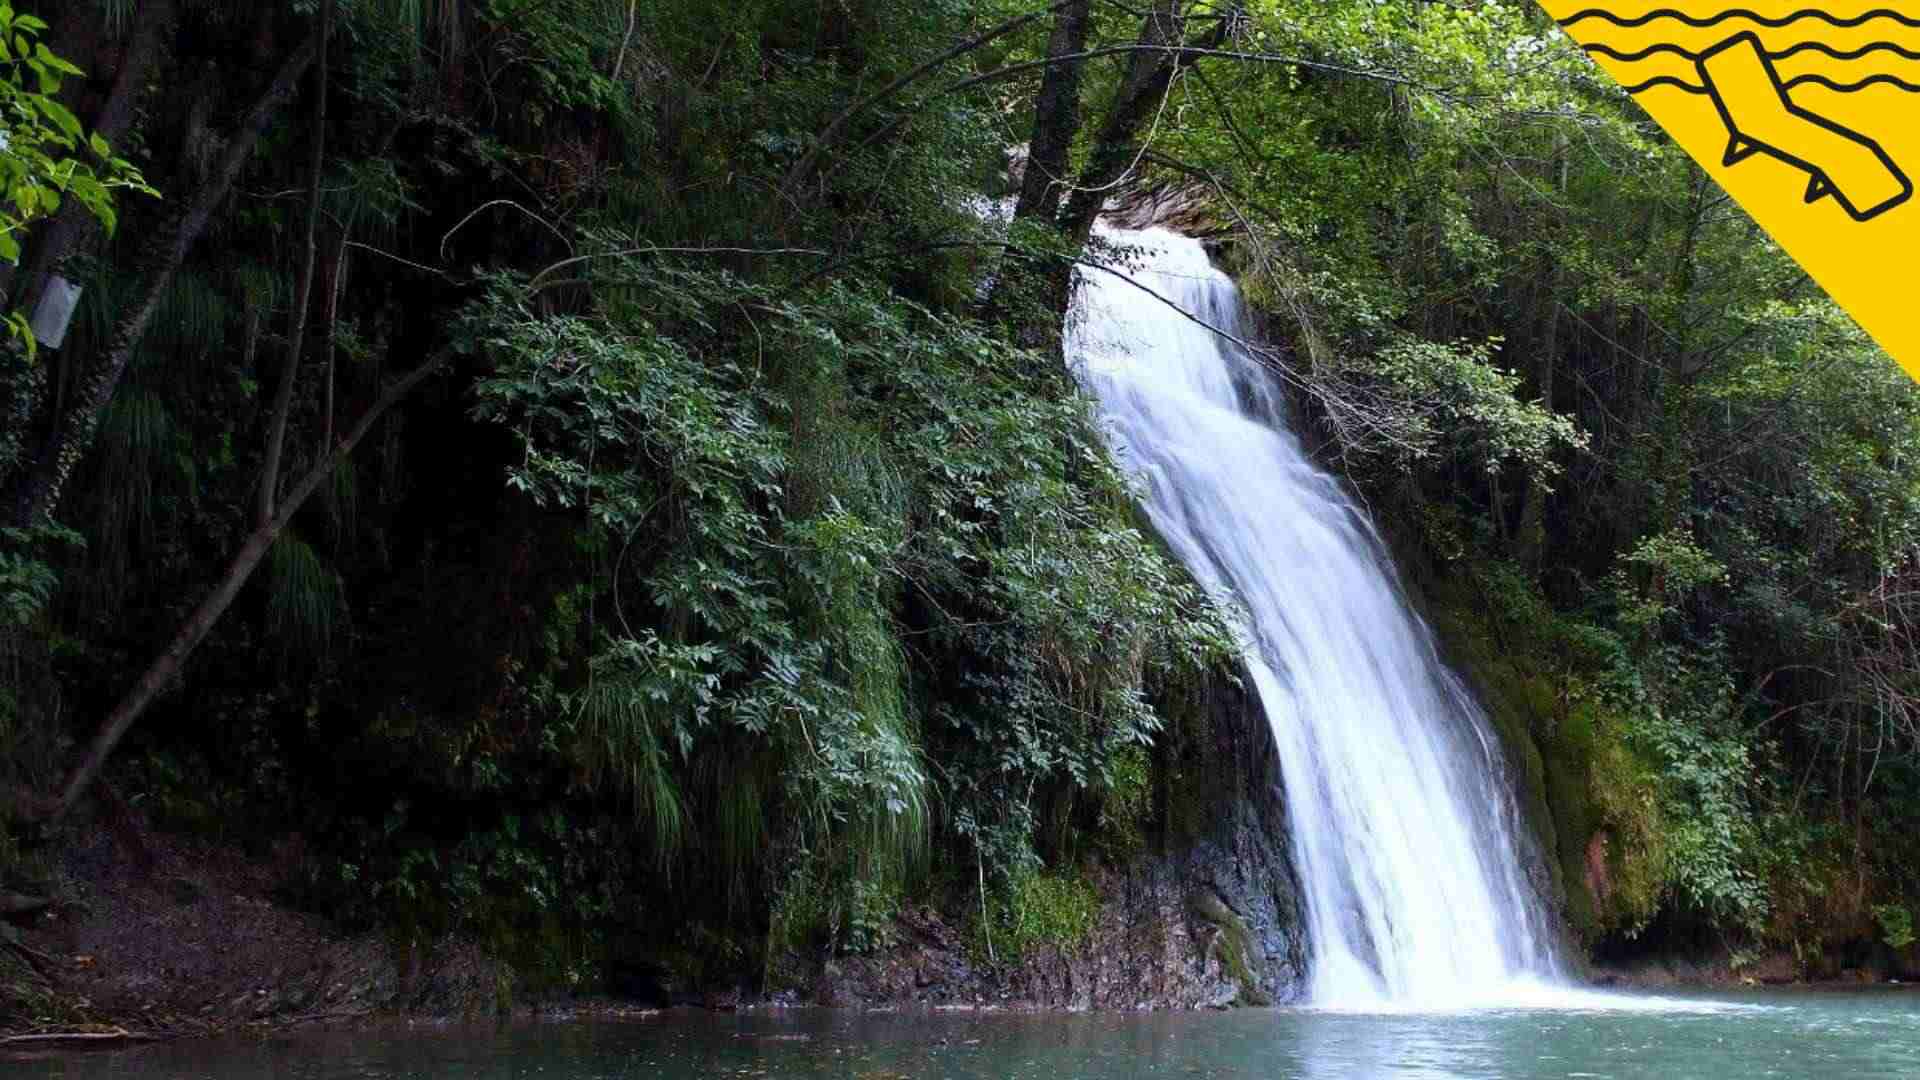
[[267, 532, 345, 662]]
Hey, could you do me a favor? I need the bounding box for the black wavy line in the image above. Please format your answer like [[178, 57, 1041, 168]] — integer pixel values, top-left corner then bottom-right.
[[1619, 72, 1920, 93], [1620, 76, 1710, 93], [1783, 72, 1920, 91], [1586, 41, 1920, 63], [1562, 8, 1920, 29]]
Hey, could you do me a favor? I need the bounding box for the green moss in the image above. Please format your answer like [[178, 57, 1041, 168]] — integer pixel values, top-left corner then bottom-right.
[[1585, 715, 1668, 933], [1188, 888, 1272, 1006], [971, 868, 1101, 965], [1531, 697, 1667, 939], [765, 853, 907, 991], [481, 913, 603, 997], [1475, 652, 1562, 886], [1426, 590, 1561, 889], [1428, 569, 1670, 943], [1096, 744, 1152, 860], [493, 967, 515, 1015], [1535, 701, 1600, 937], [1151, 668, 1223, 848]]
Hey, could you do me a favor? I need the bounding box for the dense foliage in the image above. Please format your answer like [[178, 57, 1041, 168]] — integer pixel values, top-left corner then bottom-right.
[[4, 0, 1920, 1002]]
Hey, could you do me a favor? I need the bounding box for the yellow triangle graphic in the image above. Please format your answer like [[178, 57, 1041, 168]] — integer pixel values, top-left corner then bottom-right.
[[1540, 2, 1920, 377]]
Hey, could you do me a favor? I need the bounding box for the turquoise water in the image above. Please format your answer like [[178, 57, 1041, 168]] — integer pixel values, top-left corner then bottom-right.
[[18, 991, 1920, 1078]]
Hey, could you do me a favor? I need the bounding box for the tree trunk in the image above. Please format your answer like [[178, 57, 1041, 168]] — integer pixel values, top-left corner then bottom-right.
[[1014, 0, 1092, 225], [981, 0, 1093, 335], [986, 2, 1239, 338], [1057, 1, 1222, 244], [7, 30, 321, 529], [3, 0, 177, 315]]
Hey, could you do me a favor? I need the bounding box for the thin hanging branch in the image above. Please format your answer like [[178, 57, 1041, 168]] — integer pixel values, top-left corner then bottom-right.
[[610, 0, 640, 84], [260, 0, 334, 527]]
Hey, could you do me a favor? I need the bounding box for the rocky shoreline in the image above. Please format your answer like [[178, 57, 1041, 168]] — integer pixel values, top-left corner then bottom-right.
[[9, 666, 1915, 1052], [8, 820, 1912, 1057], [2, 674, 1303, 1042]]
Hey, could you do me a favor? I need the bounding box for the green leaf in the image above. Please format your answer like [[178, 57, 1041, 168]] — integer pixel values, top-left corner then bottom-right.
[[34, 43, 81, 75], [33, 94, 78, 137]]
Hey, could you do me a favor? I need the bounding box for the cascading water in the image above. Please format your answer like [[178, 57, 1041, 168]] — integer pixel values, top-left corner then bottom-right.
[[1065, 226, 1565, 1009]]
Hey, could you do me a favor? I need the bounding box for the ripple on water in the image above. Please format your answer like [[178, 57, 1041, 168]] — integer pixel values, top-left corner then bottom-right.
[[12, 992, 1920, 1080]]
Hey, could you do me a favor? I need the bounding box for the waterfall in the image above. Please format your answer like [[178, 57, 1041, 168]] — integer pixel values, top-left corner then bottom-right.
[[1065, 226, 1565, 1009]]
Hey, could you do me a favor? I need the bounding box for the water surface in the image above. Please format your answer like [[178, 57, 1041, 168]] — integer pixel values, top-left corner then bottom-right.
[[24, 992, 1920, 1079]]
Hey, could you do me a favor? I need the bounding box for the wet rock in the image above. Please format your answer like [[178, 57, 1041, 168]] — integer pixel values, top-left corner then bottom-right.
[[820, 664, 1308, 1009], [1190, 888, 1274, 1006], [607, 958, 681, 1007], [1748, 951, 1802, 985]]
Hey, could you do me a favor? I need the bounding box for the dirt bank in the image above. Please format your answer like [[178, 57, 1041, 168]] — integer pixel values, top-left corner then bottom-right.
[[1, 812, 506, 1044]]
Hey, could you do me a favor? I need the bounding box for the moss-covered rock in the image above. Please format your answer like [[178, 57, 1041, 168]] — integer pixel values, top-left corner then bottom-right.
[[1188, 887, 1274, 1006], [1426, 569, 1669, 946], [972, 869, 1101, 965], [809, 662, 1307, 1009]]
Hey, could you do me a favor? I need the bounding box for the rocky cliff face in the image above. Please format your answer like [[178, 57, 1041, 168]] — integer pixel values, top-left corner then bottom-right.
[[821, 669, 1308, 1009]]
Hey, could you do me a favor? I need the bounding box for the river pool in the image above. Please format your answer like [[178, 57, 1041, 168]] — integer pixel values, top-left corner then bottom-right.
[[15, 990, 1920, 1079]]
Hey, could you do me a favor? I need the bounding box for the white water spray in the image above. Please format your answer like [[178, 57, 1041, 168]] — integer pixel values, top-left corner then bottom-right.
[[1065, 227, 1567, 1009]]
